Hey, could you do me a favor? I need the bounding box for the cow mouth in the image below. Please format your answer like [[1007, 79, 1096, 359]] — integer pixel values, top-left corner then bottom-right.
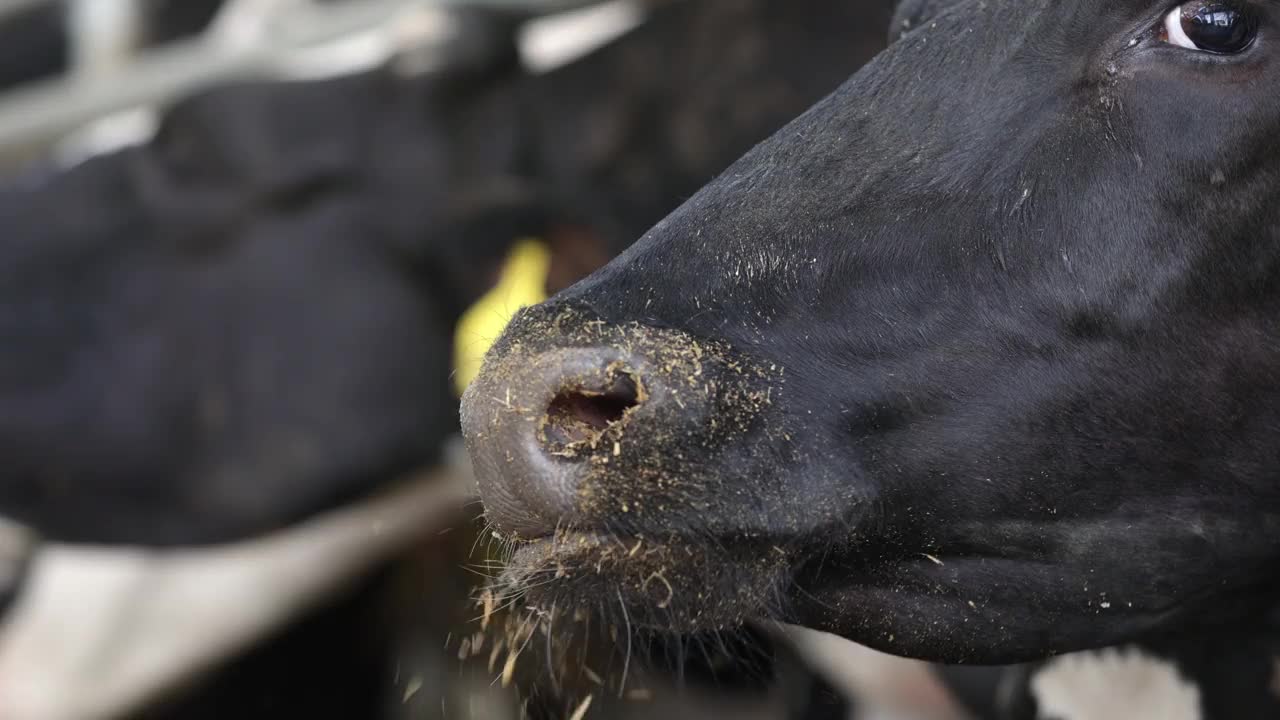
[[495, 529, 794, 633]]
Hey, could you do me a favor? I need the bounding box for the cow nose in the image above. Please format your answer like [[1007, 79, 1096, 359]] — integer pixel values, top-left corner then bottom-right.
[[461, 343, 654, 538], [462, 306, 783, 540], [541, 365, 642, 453]]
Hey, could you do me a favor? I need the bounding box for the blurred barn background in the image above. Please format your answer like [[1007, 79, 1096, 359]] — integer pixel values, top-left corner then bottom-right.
[[0, 0, 645, 169], [0, 2, 977, 719]]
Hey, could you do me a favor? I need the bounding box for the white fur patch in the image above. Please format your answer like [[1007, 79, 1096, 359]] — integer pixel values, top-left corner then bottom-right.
[[1031, 648, 1202, 720]]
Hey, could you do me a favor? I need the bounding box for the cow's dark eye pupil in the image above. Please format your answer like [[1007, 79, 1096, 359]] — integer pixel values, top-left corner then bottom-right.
[[1181, 4, 1258, 53]]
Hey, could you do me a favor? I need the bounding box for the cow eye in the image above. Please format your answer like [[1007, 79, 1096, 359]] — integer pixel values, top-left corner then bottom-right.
[[1162, 2, 1259, 54]]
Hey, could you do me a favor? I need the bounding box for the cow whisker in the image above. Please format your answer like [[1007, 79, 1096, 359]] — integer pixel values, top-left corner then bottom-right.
[[616, 588, 633, 698]]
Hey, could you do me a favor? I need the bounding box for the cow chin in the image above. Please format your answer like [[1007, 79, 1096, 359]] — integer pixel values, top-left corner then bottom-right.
[[497, 529, 793, 633]]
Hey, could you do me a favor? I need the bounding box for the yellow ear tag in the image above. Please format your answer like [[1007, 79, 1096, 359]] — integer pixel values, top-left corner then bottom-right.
[[453, 238, 551, 395]]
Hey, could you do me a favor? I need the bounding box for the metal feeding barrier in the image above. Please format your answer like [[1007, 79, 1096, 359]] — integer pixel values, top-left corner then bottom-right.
[[0, 0, 618, 165]]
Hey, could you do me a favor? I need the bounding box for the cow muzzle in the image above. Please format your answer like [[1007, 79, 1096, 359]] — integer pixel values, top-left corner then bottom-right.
[[462, 304, 783, 541], [463, 304, 839, 631]]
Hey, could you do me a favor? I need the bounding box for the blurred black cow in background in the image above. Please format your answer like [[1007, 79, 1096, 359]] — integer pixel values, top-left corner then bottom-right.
[[0, 1, 913, 718]]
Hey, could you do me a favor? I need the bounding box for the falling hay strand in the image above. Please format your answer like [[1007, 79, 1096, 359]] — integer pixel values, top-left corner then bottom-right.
[[488, 638, 506, 673], [568, 694, 593, 720], [501, 650, 520, 688], [481, 589, 496, 631]]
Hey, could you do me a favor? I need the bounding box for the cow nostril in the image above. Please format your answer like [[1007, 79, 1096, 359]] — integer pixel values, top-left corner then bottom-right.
[[540, 366, 643, 457]]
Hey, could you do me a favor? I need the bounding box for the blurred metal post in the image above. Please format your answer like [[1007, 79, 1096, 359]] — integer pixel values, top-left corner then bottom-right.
[[67, 0, 146, 79], [0, 0, 437, 163], [0, 0, 624, 164], [441, 0, 619, 12]]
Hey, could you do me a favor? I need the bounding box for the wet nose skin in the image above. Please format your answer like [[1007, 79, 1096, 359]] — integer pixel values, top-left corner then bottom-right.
[[461, 304, 783, 540], [462, 344, 646, 538]]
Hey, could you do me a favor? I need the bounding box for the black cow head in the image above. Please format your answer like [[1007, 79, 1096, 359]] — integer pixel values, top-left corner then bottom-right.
[[0, 65, 526, 547], [464, 0, 1280, 664]]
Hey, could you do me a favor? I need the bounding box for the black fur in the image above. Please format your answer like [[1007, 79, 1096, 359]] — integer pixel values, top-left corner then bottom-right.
[[466, 0, 1280, 686]]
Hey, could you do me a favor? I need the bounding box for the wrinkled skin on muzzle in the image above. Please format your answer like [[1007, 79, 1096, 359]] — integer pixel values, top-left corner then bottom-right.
[[464, 0, 1280, 663]]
